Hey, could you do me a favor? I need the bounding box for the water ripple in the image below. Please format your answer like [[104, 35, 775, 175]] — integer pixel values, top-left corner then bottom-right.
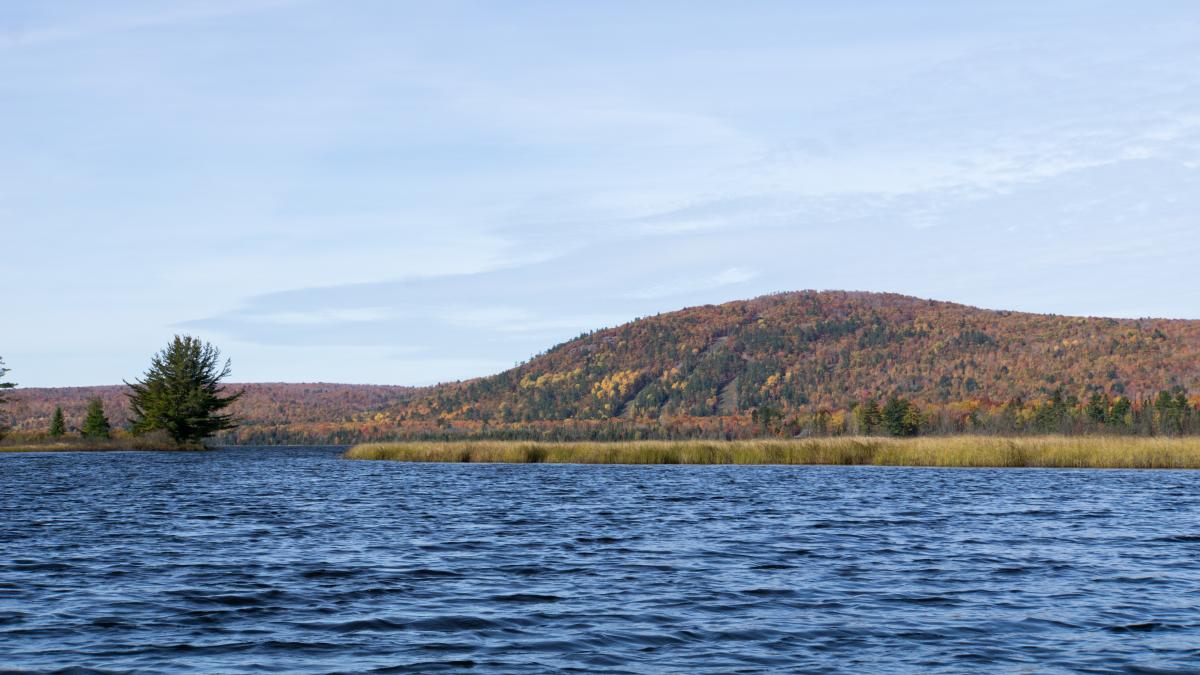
[[2, 447, 1199, 672]]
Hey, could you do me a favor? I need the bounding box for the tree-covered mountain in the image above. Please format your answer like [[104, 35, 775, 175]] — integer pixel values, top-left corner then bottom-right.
[[7, 291, 1200, 442], [391, 291, 1200, 437]]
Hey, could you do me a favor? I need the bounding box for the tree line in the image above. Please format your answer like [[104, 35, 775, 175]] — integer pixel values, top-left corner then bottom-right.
[[809, 388, 1200, 438], [0, 336, 241, 446]]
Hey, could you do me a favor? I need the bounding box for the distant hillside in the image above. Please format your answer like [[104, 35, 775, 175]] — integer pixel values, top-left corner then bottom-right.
[[7, 291, 1200, 443], [5, 383, 418, 444], [392, 291, 1200, 436]]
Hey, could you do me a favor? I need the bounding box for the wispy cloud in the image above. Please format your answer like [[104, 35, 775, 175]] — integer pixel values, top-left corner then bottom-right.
[[243, 307, 392, 326], [0, 0, 306, 49], [4, 1, 1200, 385]]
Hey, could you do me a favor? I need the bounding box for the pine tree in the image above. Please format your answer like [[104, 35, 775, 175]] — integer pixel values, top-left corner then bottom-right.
[[882, 397, 920, 437], [1107, 397, 1132, 430], [855, 399, 882, 435], [49, 406, 65, 437], [1176, 392, 1194, 435], [81, 398, 111, 439], [1034, 388, 1071, 433], [126, 336, 243, 444], [1084, 393, 1108, 426]]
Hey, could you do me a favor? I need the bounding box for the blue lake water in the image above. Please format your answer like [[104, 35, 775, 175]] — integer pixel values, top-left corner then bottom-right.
[[2, 446, 1199, 672]]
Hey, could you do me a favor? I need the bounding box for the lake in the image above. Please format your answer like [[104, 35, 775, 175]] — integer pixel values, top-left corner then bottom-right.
[[2, 446, 1198, 672]]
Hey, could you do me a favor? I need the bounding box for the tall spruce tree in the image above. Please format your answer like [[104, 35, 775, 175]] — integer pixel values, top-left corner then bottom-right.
[[0, 357, 13, 439], [126, 336, 243, 444], [81, 398, 111, 439], [855, 399, 882, 435], [49, 406, 66, 437], [882, 397, 921, 437]]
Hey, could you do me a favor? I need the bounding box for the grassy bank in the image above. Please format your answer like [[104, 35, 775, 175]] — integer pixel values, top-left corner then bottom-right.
[[345, 436, 1200, 468], [0, 437, 205, 452]]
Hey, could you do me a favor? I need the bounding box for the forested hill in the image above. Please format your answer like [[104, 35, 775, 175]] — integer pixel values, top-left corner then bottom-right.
[[9, 291, 1200, 443], [392, 291, 1200, 435], [6, 383, 418, 444]]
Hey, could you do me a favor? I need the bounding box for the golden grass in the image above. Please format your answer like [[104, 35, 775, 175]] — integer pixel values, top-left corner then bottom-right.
[[344, 436, 1200, 468]]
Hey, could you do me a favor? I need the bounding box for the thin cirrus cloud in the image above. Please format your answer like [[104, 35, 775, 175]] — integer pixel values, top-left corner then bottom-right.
[[184, 148, 1200, 384], [2, 1, 1199, 386]]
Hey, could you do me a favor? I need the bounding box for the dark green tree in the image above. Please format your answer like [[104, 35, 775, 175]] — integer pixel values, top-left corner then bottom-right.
[[49, 406, 66, 437], [1034, 388, 1071, 433], [126, 336, 243, 444], [1155, 390, 1175, 433], [0, 357, 13, 439], [1176, 392, 1194, 435], [81, 398, 111, 439], [1084, 393, 1108, 426], [999, 396, 1026, 434], [882, 396, 920, 437], [855, 399, 882, 435], [1107, 397, 1132, 430]]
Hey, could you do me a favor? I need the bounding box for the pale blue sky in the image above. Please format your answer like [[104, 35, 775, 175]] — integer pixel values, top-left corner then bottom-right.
[[3, 1, 1199, 387]]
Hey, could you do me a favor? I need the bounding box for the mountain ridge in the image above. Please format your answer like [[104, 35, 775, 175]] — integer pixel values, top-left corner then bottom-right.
[[387, 290, 1200, 437], [6, 291, 1200, 441]]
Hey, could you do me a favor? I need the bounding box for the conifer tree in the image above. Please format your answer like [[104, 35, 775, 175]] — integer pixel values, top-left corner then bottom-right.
[[49, 406, 65, 437], [855, 399, 882, 435], [126, 336, 243, 444], [81, 398, 111, 439], [882, 397, 920, 437], [1084, 393, 1108, 426], [1107, 397, 1132, 430]]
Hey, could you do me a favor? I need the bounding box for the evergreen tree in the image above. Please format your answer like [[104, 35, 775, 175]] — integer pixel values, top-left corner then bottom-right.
[[1000, 396, 1026, 434], [882, 397, 920, 437], [1152, 389, 1192, 436], [1135, 398, 1156, 436], [49, 406, 65, 437], [1107, 397, 1132, 430], [126, 336, 243, 444], [1176, 392, 1194, 435], [901, 403, 923, 437], [855, 399, 882, 435], [81, 398, 111, 439], [1034, 388, 1070, 433], [0, 357, 13, 439], [1084, 393, 1108, 426]]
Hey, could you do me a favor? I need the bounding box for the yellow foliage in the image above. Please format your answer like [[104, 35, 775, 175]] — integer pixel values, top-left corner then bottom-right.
[[592, 370, 641, 399], [829, 410, 847, 433], [522, 368, 583, 389]]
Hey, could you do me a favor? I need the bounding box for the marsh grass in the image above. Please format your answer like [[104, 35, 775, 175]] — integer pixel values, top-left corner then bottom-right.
[[345, 436, 1200, 468]]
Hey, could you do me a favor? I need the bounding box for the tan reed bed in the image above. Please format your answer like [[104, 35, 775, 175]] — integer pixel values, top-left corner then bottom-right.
[[344, 436, 1200, 469]]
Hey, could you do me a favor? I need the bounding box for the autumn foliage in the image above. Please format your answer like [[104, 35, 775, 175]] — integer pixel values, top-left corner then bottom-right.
[[389, 291, 1200, 439], [7, 291, 1200, 443]]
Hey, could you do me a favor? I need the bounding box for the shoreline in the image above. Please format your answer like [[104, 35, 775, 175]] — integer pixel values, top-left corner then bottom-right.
[[345, 437, 1200, 469], [0, 439, 205, 453]]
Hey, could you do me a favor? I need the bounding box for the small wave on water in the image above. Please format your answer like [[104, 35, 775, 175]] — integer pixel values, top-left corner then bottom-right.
[[2, 447, 1200, 672]]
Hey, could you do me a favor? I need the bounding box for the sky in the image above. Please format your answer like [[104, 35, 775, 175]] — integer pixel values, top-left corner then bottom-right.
[[2, 1, 1199, 387]]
